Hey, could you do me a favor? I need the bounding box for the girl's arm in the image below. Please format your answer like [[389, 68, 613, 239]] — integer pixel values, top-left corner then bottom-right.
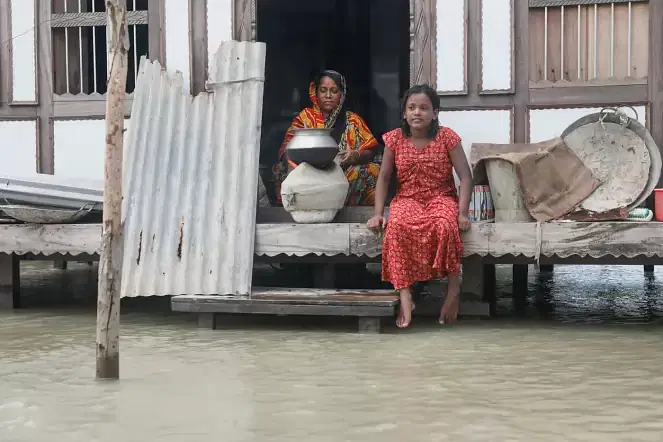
[[448, 143, 472, 217], [373, 147, 395, 217]]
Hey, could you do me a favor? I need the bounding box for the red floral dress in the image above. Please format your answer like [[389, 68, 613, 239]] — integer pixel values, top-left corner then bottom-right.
[[381, 127, 464, 290]]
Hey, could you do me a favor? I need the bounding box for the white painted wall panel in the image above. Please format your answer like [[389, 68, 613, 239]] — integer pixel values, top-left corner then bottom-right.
[[164, 0, 191, 93], [480, 0, 512, 91], [10, 0, 37, 102], [207, 0, 233, 71], [436, 0, 466, 93], [0, 121, 37, 176], [529, 106, 646, 143], [54, 119, 131, 180], [438, 109, 512, 183]]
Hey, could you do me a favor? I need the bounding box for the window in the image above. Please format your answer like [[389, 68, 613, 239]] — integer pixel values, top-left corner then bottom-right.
[[529, 0, 648, 83], [50, 0, 150, 95]]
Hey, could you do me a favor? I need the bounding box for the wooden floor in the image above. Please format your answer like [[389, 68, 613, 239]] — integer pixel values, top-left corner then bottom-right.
[[171, 288, 401, 333]]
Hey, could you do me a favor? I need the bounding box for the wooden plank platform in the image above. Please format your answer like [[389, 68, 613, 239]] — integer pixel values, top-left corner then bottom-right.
[[171, 288, 401, 333], [1, 220, 663, 260]]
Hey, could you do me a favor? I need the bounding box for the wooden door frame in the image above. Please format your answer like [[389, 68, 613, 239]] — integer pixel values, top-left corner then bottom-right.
[[231, 0, 435, 87]]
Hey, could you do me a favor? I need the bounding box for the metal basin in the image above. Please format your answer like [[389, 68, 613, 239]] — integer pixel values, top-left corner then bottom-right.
[[285, 128, 339, 169]]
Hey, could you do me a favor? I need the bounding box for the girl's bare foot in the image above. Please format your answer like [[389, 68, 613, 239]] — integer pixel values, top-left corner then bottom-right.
[[440, 274, 461, 324], [397, 288, 414, 328]]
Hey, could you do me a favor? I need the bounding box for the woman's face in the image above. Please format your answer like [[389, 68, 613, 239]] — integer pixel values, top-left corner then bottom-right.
[[404, 92, 437, 132], [316, 76, 342, 113]]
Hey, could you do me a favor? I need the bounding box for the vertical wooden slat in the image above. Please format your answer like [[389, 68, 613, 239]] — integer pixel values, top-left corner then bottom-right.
[[37, 0, 54, 173], [514, 0, 529, 143], [466, 0, 481, 94], [147, 0, 164, 64], [649, 0, 663, 187], [411, 0, 435, 86], [0, 0, 12, 104], [233, 0, 256, 42], [189, 0, 207, 95]]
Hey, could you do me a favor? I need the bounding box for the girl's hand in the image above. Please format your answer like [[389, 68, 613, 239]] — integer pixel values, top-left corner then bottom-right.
[[458, 214, 471, 232], [367, 215, 387, 232]]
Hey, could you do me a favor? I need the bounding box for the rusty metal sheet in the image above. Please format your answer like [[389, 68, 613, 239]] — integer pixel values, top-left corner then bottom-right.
[[121, 41, 266, 298]]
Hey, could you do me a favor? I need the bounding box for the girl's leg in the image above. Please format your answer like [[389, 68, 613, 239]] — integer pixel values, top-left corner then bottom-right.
[[440, 273, 461, 324], [397, 287, 414, 328]]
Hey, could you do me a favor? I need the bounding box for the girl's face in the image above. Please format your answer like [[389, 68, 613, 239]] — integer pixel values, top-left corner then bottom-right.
[[404, 92, 437, 133], [316, 76, 342, 113]]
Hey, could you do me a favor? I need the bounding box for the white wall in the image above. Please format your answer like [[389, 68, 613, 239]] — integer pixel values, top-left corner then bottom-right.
[[439, 109, 513, 184], [54, 119, 131, 180], [0, 121, 38, 176], [207, 0, 233, 72], [435, 0, 466, 93], [529, 106, 647, 142], [480, 0, 512, 91], [10, 0, 37, 102], [164, 0, 191, 93]]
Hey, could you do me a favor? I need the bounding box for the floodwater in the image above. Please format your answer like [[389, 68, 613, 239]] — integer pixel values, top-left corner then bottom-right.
[[2, 262, 663, 441]]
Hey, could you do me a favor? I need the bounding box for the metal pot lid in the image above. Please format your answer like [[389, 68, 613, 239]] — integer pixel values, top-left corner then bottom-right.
[[561, 107, 660, 214]]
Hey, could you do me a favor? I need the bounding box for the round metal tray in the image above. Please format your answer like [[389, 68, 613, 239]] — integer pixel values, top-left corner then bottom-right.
[[561, 108, 661, 214]]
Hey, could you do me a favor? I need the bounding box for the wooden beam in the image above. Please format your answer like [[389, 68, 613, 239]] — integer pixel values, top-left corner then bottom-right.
[[52, 95, 133, 118], [5, 222, 663, 261], [37, 0, 54, 174], [147, 0, 165, 64], [50, 11, 147, 27], [649, 0, 663, 187], [189, 0, 207, 95], [529, 83, 649, 107]]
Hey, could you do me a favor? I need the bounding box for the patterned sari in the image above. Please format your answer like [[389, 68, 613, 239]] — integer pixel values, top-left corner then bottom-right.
[[273, 71, 380, 206]]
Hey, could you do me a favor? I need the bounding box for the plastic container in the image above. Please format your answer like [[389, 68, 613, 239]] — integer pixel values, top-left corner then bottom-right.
[[655, 189, 663, 221]]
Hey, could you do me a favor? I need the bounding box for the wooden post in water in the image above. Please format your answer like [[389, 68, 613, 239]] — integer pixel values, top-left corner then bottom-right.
[[96, 0, 129, 380]]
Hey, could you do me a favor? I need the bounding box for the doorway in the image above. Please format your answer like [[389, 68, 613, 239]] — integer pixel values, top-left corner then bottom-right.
[[257, 0, 411, 201]]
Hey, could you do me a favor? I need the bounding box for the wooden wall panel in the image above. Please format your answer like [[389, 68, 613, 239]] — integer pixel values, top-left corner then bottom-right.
[[411, 0, 436, 87], [233, 0, 256, 41]]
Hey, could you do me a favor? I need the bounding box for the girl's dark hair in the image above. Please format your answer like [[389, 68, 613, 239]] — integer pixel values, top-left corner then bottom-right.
[[400, 84, 440, 138]]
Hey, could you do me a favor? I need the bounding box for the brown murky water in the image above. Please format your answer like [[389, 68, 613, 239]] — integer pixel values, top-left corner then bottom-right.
[[2, 262, 663, 441]]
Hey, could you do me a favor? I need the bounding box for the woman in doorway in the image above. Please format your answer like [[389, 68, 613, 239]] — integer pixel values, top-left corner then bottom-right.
[[367, 84, 473, 329], [274, 70, 381, 206]]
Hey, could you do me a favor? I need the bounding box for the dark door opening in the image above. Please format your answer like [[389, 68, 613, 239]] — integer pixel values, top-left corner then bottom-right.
[[257, 0, 410, 202]]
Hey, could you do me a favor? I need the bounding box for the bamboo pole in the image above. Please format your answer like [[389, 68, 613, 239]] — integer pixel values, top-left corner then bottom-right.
[[96, 0, 129, 380]]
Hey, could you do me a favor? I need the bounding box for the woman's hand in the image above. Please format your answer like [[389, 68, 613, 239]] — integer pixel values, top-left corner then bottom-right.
[[367, 215, 387, 232], [458, 214, 471, 232], [338, 150, 360, 167]]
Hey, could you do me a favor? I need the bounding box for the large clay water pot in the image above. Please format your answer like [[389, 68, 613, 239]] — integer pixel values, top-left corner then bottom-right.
[[285, 128, 339, 169]]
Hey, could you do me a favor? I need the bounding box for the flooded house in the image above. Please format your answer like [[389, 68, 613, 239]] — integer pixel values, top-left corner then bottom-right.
[[0, 0, 662, 331]]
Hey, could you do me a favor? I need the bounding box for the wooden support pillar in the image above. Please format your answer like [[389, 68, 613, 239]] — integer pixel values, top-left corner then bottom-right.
[[539, 264, 553, 273], [644, 265, 655, 275], [358, 317, 382, 333], [512, 264, 528, 315], [54, 260, 68, 270], [96, 0, 128, 381], [198, 313, 216, 329], [313, 264, 336, 288], [0, 254, 20, 310]]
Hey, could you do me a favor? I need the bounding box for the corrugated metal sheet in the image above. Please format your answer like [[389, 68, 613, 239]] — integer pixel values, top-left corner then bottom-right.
[[0, 173, 103, 209], [121, 41, 266, 298]]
